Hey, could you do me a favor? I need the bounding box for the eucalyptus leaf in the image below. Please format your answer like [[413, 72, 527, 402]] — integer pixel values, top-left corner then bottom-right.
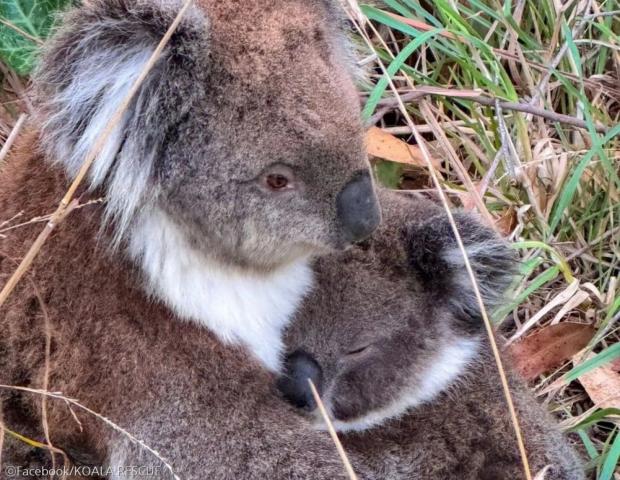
[[0, 0, 71, 75]]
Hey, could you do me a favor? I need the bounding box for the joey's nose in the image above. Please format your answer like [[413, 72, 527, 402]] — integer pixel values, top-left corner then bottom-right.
[[336, 171, 381, 243], [277, 350, 323, 411]]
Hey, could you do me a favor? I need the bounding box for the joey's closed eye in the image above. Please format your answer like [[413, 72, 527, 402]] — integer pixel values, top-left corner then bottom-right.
[[346, 345, 369, 355], [344, 344, 373, 360], [259, 164, 297, 193]]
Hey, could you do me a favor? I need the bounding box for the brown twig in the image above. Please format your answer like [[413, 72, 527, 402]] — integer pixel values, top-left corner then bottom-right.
[[467, 96, 610, 134], [375, 91, 612, 133], [0, 0, 193, 309]]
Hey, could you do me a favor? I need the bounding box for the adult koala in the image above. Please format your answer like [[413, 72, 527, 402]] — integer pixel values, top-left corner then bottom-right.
[[279, 191, 585, 479], [0, 0, 381, 478]]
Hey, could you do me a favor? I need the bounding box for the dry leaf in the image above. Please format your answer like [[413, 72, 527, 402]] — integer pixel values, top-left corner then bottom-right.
[[366, 127, 438, 168], [495, 207, 517, 236], [507, 323, 595, 380], [455, 181, 482, 211], [576, 353, 620, 409], [508, 280, 583, 343]]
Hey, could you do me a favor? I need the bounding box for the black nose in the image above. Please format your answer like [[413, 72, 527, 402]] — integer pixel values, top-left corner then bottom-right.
[[336, 171, 381, 243], [277, 350, 323, 411]]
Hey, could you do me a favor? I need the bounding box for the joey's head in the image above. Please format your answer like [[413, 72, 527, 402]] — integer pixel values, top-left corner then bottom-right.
[[278, 191, 517, 431], [277, 270, 480, 432], [35, 0, 380, 272]]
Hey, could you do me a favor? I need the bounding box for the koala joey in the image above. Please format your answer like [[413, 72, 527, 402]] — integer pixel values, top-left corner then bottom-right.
[[279, 190, 585, 479]]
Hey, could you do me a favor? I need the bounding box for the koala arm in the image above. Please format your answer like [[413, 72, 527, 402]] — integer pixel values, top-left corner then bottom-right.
[[104, 376, 376, 480]]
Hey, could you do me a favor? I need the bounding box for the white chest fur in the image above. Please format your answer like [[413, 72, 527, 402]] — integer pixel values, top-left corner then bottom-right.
[[325, 337, 481, 432], [128, 209, 313, 371]]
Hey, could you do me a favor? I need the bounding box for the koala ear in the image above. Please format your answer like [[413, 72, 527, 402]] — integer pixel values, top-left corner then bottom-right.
[[34, 0, 208, 240], [405, 213, 517, 331]]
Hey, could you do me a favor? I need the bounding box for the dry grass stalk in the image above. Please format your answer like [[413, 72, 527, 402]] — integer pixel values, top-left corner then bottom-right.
[[308, 379, 358, 480], [0, 385, 180, 480], [31, 282, 56, 469], [0, 18, 44, 45], [0, 198, 104, 236], [0, 113, 26, 171], [0, 418, 4, 466], [0, 0, 194, 310]]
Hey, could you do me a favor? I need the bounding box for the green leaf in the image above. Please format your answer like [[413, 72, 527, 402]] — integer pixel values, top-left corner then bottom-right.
[[564, 343, 620, 383], [599, 430, 620, 480], [577, 429, 599, 460], [568, 408, 620, 432], [0, 0, 71, 75], [360, 20, 443, 119], [549, 123, 620, 233], [492, 264, 560, 323], [373, 160, 403, 189]]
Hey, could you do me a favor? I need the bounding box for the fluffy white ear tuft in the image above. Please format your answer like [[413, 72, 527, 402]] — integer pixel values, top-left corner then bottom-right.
[[44, 45, 156, 241], [34, 0, 207, 243]]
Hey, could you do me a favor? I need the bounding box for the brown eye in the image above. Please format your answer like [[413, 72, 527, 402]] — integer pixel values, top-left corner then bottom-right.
[[265, 173, 290, 191]]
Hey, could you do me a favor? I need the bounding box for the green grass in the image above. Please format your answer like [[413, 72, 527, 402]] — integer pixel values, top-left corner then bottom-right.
[[358, 0, 618, 477]]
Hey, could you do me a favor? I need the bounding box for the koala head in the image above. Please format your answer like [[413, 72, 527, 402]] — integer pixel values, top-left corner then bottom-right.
[[35, 0, 380, 272], [278, 191, 516, 431]]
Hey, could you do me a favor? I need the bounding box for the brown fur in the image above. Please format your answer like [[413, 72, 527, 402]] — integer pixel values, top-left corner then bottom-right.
[[0, 0, 384, 475], [0, 136, 376, 478]]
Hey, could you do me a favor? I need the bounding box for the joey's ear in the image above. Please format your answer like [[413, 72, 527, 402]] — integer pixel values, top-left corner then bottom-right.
[[34, 0, 208, 239], [405, 213, 517, 329]]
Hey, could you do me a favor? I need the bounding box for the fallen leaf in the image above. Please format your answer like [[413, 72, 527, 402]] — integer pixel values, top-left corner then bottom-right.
[[508, 280, 583, 344], [366, 127, 439, 168], [576, 352, 620, 409], [495, 207, 517, 236], [455, 181, 482, 211], [506, 323, 595, 380]]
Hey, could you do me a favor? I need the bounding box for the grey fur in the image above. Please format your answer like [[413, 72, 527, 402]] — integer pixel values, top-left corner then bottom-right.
[[35, 0, 378, 269], [281, 190, 585, 479]]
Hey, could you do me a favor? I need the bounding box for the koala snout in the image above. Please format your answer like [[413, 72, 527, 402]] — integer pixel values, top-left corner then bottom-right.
[[277, 350, 323, 411], [336, 171, 381, 244]]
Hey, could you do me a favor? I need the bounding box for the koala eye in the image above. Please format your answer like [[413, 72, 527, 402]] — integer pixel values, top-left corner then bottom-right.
[[259, 165, 296, 193], [345, 344, 371, 357], [266, 173, 290, 191]]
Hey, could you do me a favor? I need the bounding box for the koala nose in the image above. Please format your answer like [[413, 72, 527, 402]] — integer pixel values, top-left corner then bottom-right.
[[336, 171, 381, 243], [277, 350, 323, 411]]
